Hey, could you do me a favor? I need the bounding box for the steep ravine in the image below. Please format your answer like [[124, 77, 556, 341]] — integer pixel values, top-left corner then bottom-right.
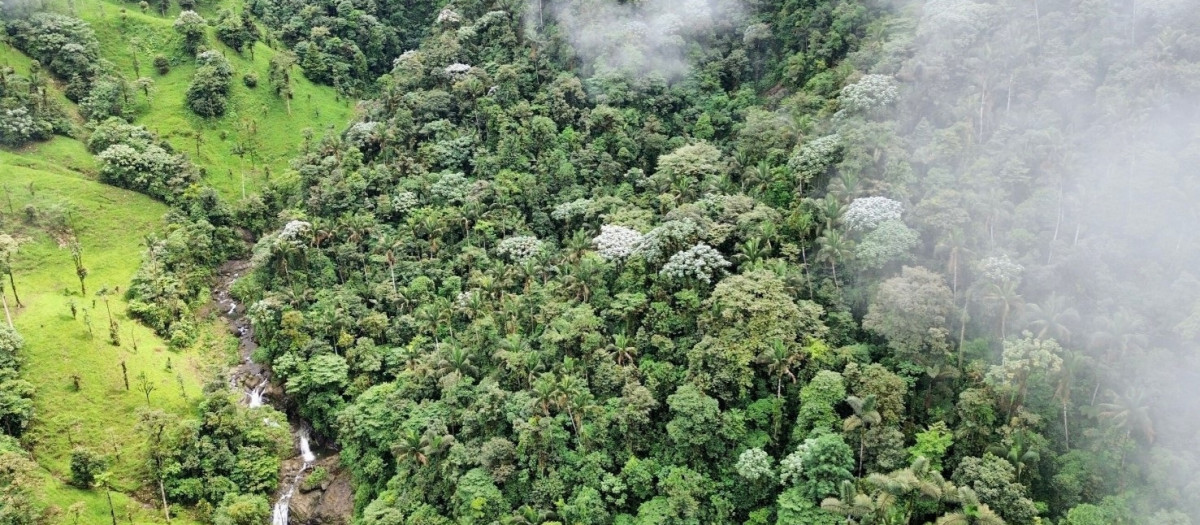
[[213, 261, 354, 525]]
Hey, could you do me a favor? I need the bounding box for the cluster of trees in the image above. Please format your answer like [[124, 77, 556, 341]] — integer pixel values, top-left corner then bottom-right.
[[246, 0, 445, 92], [0, 64, 70, 146], [90, 118, 200, 203], [213, 0, 1198, 522], [139, 386, 290, 521], [0, 325, 38, 525], [3, 0, 1197, 523], [186, 50, 234, 118]]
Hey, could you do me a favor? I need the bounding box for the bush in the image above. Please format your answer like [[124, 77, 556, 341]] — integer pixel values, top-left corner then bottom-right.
[[69, 448, 106, 487], [301, 466, 328, 492], [154, 55, 171, 75], [186, 51, 233, 117], [242, 72, 258, 88], [173, 11, 207, 55]]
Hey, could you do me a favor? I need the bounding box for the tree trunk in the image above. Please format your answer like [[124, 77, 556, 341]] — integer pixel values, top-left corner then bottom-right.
[[159, 477, 171, 522], [1062, 401, 1070, 450], [105, 487, 118, 525], [8, 272, 20, 307], [0, 292, 11, 329]]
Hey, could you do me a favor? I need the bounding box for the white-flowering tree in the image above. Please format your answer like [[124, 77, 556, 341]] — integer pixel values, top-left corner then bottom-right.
[[431, 172, 469, 203], [839, 74, 899, 113], [636, 219, 701, 263], [551, 198, 593, 223], [660, 243, 730, 284], [987, 332, 1063, 414], [392, 191, 419, 215], [173, 10, 207, 53], [855, 220, 919, 270], [978, 255, 1023, 285], [735, 447, 774, 482], [788, 134, 842, 193], [842, 196, 903, 232], [277, 220, 312, 248], [497, 236, 543, 263], [593, 225, 643, 262]]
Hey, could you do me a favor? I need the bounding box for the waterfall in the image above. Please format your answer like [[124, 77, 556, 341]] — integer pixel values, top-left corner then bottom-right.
[[299, 430, 316, 463], [271, 428, 315, 525], [247, 380, 267, 408]]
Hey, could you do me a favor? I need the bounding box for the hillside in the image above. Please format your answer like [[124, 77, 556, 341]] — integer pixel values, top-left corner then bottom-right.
[[39, 0, 355, 199], [1, 139, 209, 524], [2, 0, 1199, 524]]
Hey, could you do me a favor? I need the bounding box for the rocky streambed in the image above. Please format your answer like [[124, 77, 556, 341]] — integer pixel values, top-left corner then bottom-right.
[[214, 260, 354, 525]]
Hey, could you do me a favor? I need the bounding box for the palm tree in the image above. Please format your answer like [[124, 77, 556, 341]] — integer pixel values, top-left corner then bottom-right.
[[436, 343, 478, 380], [934, 230, 973, 296], [1096, 386, 1155, 445], [844, 395, 882, 476], [987, 429, 1039, 482], [393, 428, 428, 465], [609, 332, 638, 368], [1055, 348, 1089, 449], [981, 281, 1022, 339], [758, 338, 801, 399], [936, 487, 1004, 525], [864, 457, 956, 522], [817, 229, 854, 290], [821, 480, 879, 525], [1024, 292, 1079, 344], [503, 505, 556, 525], [1089, 308, 1148, 362], [736, 237, 771, 267]]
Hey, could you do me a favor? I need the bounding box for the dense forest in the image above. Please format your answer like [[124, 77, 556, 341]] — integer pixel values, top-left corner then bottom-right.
[[2, 0, 1199, 523]]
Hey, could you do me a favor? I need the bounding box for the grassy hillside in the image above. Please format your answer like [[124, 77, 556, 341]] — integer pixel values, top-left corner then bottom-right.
[[45, 0, 356, 200], [1, 140, 214, 524]]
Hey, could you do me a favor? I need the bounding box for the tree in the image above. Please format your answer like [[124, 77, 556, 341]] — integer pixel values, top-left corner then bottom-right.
[[69, 448, 106, 487], [985, 333, 1062, 415], [0, 449, 41, 525], [844, 394, 881, 476], [268, 52, 296, 114], [212, 493, 270, 525], [69, 240, 87, 296], [665, 385, 723, 462], [951, 454, 1037, 524], [173, 11, 207, 54], [863, 266, 954, 367], [187, 51, 233, 118], [136, 372, 156, 406], [0, 234, 22, 308], [688, 270, 825, 400], [784, 431, 855, 501]]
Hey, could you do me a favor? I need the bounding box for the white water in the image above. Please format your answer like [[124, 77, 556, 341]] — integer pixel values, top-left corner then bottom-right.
[[271, 428, 315, 525], [247, 380, 267, 408]]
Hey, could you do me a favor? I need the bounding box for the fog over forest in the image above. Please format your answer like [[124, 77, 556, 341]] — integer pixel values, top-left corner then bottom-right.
[[1, 0, 1199, 522]]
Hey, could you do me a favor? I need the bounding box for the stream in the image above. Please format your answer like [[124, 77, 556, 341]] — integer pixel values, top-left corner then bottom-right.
[[213, 260, 318, 525]]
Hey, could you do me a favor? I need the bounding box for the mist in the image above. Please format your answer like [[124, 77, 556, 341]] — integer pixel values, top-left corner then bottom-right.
[[533, 0, 745, 80], [865, 0, 1200, 517]]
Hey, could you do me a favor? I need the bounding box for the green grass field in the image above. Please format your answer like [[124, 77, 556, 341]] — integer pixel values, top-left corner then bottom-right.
[[1, 139, 213, 524], [42, 0, 356, 200]]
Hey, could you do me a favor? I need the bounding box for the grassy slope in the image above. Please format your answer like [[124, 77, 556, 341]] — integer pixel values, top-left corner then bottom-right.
[[1, 139, 209, 524], [0, 0, 347, 519], [48, 0, 356, 200]]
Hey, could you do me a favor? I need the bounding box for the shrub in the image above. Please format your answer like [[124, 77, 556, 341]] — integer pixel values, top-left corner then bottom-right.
[[153, 55, 171, 75], [69, 448, 106, 487], [242, 72, 258, 88]]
